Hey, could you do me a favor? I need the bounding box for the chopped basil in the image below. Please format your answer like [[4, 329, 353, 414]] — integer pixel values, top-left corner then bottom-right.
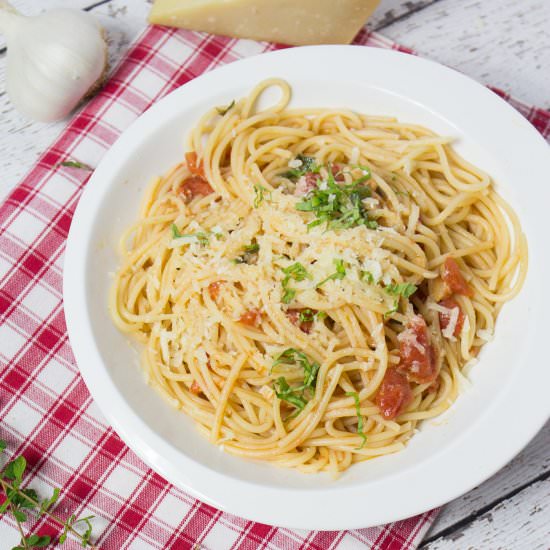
[[295, 163, 377, 231], [281, 262, 311, 304], [385, 282, 417, 299], [234, 241, 260, 264], [253, 184, 270, 208], [361, 270, 375, 284], [272, 348, 320, 416], [216, 99, 235, 116], [298, 308, 315, 323], [345, 391, 367, 449], [316, 258, 346, 288], [170, 224, 210, 246], [280, 154, 320, 180]]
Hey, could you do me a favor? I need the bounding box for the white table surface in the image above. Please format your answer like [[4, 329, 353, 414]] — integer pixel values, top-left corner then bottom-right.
[[1, 1, 549, 548]]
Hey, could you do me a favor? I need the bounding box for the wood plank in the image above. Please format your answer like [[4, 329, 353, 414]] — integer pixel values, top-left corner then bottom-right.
[[367, 0, 439, 31], [422, 479, 550, 549], [425, 420, 550, 540], [379, 0, 550, 109]]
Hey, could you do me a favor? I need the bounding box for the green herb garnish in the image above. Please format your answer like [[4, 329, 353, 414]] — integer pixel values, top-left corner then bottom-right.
[[361, 271, 375, 284], [253, 184, 270, 208], [234, 241, 260, 264], [280, 154, 320, 180], [171, 224, 210, 246], [298, 309, 315, 323], [345, 392, 367, 449], [216, 99, 235, 116], [0, 440, 95, 548], [385, 282, 417, 299], [273, 377, 308, 412], [58, 160, 93, 171], [383, 282, 417, 318], [295, 163, 377, 231], [272, 348, 320, 416], [281, 262, 311, 304], [316, 258, 346, 288]]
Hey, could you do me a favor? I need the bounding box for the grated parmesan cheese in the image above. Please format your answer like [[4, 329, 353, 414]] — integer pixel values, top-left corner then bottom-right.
[[476, 328, 494, 342]]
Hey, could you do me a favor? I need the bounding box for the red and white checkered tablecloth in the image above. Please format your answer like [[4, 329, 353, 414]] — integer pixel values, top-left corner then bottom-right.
[[0, 22, 548, 550]]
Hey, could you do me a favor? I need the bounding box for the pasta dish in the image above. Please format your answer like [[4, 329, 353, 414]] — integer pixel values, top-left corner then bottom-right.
[[110, 79, 527, 474]]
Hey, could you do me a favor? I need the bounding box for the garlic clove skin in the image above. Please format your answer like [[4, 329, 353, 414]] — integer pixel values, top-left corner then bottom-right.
[[1, 7, 108, 122]]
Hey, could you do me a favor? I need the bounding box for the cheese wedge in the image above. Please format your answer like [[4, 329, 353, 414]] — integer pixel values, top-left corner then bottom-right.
[[148, 0, 381, 45]]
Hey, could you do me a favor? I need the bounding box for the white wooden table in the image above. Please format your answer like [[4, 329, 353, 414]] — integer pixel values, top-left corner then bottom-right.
[[1, 0, 549, 547]]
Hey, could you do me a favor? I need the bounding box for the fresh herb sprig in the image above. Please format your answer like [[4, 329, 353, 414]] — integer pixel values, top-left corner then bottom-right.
[[0, 440, 95, 549], [316, 259, 346, 288], [272, 348, 320, 416], [280, 262, 311, 304], [57, 160, 93, 171], [345, 392, 367, 449], [296, 163, 377, 231]]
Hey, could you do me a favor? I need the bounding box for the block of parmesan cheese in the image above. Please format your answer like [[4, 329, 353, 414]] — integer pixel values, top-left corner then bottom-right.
[[148, 0, 381, 45]]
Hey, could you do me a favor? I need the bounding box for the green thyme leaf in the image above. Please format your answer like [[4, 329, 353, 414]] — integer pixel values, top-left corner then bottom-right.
[[244, 242, 259, 254], [0, 440, 6, 454], [39, 488, 60, 515], [216, 99, 235, 116], [234, 241, 259, 264], [58, 161, 93, 171], [4, 456, 26, 482], [345, 392, 367, 449], [316, 258, 346, 288]]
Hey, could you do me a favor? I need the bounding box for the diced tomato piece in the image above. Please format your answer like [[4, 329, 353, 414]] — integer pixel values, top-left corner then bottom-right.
[[438, 297, 465, 337], [294, 172, 319, 196], [375, 368, 413, 420], [190, 380, 202, 395], [442, 257, 473, 297], [397, 315, 439, 384], [331, 163, 346, 182], [180, 175, 213, 201], [208, 281, 225, 301], [239, 308, 263, 328], [185, 151, 205, 177], [286, 308, 317, 334]]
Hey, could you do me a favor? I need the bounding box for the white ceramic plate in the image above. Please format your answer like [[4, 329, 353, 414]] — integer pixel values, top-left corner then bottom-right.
[[64, 46, 550, 530]]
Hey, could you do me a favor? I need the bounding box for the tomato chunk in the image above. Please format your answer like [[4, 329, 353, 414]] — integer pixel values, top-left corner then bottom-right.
[[438, 297, 465, 337], [239, 308, 263, 328], [397, 315, 439, 384], [286, 308, 317, 334], [185, 151, 205, 177], [208, 281, 225, 301], [375, 368, 413, 420], [294, 172, 319, 196], [442, 257, 473, 297], [190, 380, 202, 396], [180, 175, 213, 201]]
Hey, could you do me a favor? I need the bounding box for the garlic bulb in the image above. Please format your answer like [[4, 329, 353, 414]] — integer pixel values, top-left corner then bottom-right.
[[0, 2, 108, 122]]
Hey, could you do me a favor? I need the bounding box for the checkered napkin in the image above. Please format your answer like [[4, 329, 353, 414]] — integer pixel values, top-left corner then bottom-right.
[[1, 23, 549, 550]]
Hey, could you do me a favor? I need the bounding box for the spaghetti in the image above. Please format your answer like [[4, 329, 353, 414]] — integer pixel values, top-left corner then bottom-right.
[[110, 79, 527, 474]]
